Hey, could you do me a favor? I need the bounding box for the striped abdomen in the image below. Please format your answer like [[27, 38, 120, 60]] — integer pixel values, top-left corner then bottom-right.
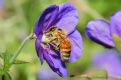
[[60, 39, 71, 62]]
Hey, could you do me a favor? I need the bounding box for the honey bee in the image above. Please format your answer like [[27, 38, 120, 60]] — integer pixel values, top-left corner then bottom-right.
[[59, 38, 71, 62], [43, 27, 71, 62]]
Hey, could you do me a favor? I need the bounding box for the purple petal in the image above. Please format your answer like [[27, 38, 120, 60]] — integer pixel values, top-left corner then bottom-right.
[[34, 5, 59, 37], [56, 2, 78, 35], [38, 66, 59, 80], [110, 10, 121, 38], [35, 35, 44, 64], [43, 50, 68, 78], [92, 50, 121, 78], [68, 30, 83, 63], [85, 19, 115, 48]]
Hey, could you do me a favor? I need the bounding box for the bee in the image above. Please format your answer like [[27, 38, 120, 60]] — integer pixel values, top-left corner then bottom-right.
[[43, 26, 71, 62], [59, 38, 71, 62]]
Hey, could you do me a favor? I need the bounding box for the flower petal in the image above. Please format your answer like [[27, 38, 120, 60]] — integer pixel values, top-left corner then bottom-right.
[[92, 50, 121, 77], [56, 2, 78, 35], [35, 35, 44, 64], [34, 5, 59, 37], [68, 30, 83, 63], [110, 10, 121, 38], [43, 50, 68, 78], [38, 65, 59, 80], [85, 19, 115, 48]]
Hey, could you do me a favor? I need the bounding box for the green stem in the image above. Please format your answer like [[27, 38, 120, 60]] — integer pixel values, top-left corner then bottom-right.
[[9, 33, 34, 64], [0, 33, 36, 78]]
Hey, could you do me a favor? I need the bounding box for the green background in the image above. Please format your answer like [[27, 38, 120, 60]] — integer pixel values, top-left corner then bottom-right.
[[0, 0, 121, 80]]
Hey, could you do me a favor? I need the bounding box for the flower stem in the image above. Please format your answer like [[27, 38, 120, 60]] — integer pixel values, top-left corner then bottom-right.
[[9, 33, 35, 64]]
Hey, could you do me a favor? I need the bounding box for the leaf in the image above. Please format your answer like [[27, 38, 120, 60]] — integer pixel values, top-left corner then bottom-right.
[[0, 58, 3, 69], [2, 72, 13, 80], [0, 49, 7, 59], [112, 34, 121, 52], [0, 69, 2, 75], [0, 53, 4, 59], [13, 60, 30, 64], [0, 52, 4, 65], [4, 52, 12, 69]]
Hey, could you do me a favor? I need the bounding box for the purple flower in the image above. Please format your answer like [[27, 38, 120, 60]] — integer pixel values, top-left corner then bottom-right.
[[85, 11, 121, 48], [37, 65, 59, 80], [34, 2, 83, 78], [92, 50, 121, 80]]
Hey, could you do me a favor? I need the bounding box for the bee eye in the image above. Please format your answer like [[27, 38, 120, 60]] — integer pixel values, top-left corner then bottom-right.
[[58, 29, 62, 31], [50, 27, 56, 31], [58, 28, 62, 32], [51, 28, 54, 31]]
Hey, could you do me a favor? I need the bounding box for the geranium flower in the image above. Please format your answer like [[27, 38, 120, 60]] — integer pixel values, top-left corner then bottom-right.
[[38, 65, 59, 80], [92, 50, 121, 80], [85, 11, 121, 48], [34, 2, 83, 77]]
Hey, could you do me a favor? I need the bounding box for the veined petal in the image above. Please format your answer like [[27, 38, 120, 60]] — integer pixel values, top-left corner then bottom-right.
[[85, 19, 115, 48], [68, 30, 83, 63], [56, 2, 78, 35], [34, 5, 59, 37], [43, 50, 67, 78], [110, 10, 121, 38], [35, 35, 44, 64]]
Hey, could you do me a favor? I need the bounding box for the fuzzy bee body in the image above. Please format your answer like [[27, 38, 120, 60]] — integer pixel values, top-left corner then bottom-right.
[[43, 27, 71, 62]]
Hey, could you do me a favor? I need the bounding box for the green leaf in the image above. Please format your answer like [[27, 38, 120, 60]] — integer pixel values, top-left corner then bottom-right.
[[0, 53, 4, 59], [112, 34, 121, 52], [0, 53, 3, 70], [2, 72, 12, 80], [0, 58, 3, 69], [0, 69, 2, 75], [13, 60, 30, 64], [4, 53, 12, 69], [0, 49, 7, 59]]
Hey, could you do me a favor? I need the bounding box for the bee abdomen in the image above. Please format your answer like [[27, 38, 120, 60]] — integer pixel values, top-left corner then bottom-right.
[[60, 51, 71, 62], [60, 39, 71, 62]]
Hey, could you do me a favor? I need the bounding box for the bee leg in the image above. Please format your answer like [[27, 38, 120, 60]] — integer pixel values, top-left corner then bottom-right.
[[44, 43, 51, 52], [49, 43, 59, 51]]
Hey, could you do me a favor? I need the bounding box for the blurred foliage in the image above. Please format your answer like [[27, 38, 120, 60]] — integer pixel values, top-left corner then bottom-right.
[[0, 0, 121, 80], [67, 70, 108, 80], [113, 34, 121, 53], [2, 72, 13, 80]]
